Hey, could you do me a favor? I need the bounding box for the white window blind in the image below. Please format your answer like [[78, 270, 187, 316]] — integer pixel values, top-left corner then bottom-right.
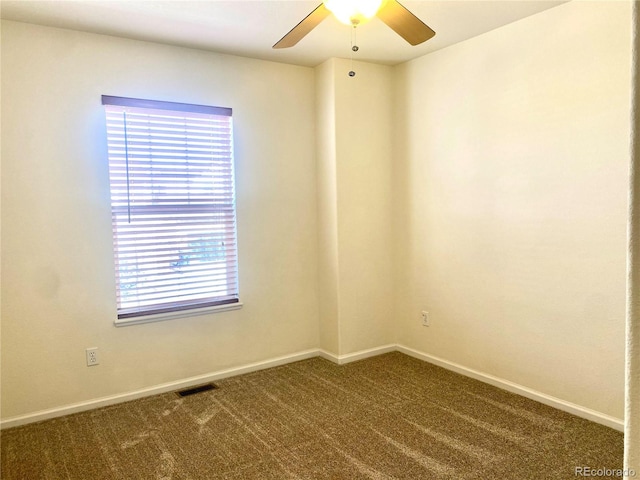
[[102, 95, 239, 319]]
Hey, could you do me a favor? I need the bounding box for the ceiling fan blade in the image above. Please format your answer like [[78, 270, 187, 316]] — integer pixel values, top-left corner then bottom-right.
[[376, 0, 435, 46], [273, 3, 331, 49]]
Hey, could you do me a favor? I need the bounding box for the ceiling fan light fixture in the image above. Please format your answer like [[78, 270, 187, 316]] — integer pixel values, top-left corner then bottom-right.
[[273, 0, 435, 50], [323, 0, 385, 26]]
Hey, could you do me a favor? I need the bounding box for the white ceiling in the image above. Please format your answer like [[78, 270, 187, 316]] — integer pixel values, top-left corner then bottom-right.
[[0, 0, 567, 67]]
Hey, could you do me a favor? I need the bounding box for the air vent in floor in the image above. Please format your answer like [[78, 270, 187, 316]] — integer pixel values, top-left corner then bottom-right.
[[175, 383, 218, 397]]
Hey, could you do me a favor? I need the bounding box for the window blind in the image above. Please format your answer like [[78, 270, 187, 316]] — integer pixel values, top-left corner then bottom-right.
[[102, 96, 239, 319]]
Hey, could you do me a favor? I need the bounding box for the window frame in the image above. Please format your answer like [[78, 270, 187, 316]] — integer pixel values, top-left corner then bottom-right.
[[102, 95, 242, 326]]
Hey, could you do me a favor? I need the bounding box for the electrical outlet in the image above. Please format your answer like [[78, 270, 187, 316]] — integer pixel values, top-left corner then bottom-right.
[[86, 347, 99, 366], [421, 311, 430, 327]]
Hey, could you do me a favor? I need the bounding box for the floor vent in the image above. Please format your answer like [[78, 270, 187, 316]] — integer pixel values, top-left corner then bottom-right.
[[175, 383, 218, 397]]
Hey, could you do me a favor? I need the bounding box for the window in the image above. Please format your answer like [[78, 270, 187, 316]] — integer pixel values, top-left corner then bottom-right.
[[102, 96, 240, 324]]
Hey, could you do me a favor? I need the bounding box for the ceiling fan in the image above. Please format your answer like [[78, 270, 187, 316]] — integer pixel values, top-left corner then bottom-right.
[[273, 0, 436, 49]]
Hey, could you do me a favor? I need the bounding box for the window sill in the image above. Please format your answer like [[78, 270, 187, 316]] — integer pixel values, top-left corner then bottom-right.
[[114, 301, 243, 327]]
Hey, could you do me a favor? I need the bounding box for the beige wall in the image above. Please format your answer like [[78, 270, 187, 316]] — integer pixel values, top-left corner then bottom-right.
[[334, 59, 394, 354], [315, 59, 340, 354], [0, 21, 319, 418], [316, 58, 394, 357], [393, 0, 631, 418]]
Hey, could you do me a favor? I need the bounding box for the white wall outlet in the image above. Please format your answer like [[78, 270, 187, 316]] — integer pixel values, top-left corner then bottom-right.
[[421, 311, 430, 327], [86, 347, 99, 366]]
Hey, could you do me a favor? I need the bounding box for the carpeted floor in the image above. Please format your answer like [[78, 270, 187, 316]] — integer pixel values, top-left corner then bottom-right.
[[0, 352, 624, 479]]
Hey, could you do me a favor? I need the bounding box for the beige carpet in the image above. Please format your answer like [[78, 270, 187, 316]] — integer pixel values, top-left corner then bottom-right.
[[0, 352, 623, 479]]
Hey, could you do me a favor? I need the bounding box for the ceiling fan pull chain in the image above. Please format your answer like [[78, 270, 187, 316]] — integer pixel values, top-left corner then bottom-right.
[[349, 25, 358, 77]]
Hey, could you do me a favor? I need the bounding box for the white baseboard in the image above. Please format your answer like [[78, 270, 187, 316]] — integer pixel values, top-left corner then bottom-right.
[[1, 344, 624, 433], [396, 344, 624, 432], [0, 348, 320, 430], [319, 344, 397, 365]]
